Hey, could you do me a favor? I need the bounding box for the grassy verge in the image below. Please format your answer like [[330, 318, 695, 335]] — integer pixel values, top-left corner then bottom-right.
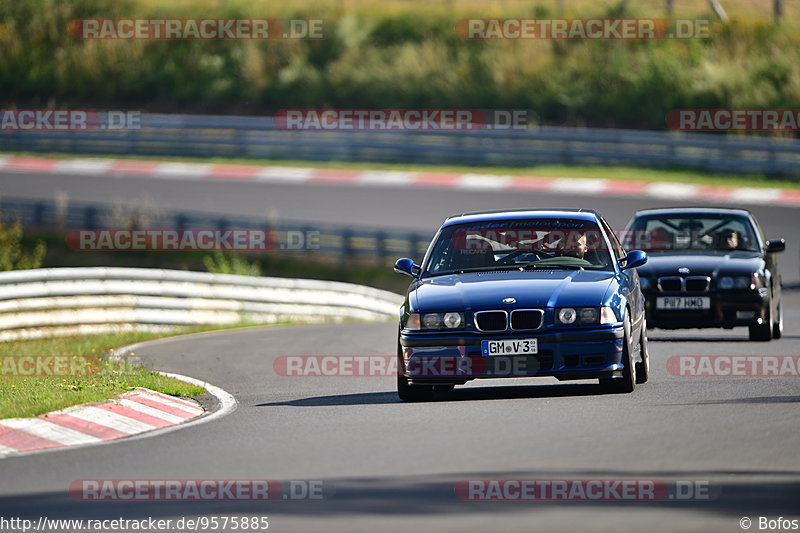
[[0, 326, 249, 419], [3, 1, 799, 130], [4, 150, 799, 190]]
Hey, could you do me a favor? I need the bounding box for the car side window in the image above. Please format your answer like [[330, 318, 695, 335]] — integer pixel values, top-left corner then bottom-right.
[[600, 218, 625, 259]]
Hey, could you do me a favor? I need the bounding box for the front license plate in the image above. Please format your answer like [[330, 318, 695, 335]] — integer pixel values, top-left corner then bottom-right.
[[656, 296, 711, 310], [481, 339, 538, 356]]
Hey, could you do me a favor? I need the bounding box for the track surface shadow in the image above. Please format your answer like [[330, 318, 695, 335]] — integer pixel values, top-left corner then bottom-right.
[[257, 383, 612, 407], [2, 469, 797, 522]]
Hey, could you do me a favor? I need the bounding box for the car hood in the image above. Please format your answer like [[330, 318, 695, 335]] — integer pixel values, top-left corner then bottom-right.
[[410, 270, 616, 312], [636, 251, 764, 278]]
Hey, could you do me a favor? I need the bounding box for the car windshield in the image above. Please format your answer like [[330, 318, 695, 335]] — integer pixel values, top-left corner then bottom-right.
[[625, 213, 760, 252], [423, 219, 615, 276]]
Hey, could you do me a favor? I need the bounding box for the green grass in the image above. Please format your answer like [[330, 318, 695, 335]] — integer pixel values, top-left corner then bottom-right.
[[5, 150, 799, 190], [0, 328, 226, 419], [2, 1, 798, 131]]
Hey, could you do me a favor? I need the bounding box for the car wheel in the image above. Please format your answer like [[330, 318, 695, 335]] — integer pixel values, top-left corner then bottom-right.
[[635, 316, 649, 384], [772, 293, 783, 340], [600, 313, 636, 394], [749, 292, 773, 342], [397, 375, 435, 402]]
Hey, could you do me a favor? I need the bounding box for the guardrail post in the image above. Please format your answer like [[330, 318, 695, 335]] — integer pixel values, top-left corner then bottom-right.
[[376, 230, 387, 265], [33, 202, 45, 228], [411, 233, 423, 261], [176, 214, 188, 232], [84, 206, 98, 230], [341, 229, 353, 263]]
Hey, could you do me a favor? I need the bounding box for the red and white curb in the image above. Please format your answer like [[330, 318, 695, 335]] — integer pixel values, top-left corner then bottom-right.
[[2, 156, 799, 207], [0, 374, 236, 459]]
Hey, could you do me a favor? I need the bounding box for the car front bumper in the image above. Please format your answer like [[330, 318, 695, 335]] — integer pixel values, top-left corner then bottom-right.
[[399, 326, 626, 384], [643, 289, 769, 329]]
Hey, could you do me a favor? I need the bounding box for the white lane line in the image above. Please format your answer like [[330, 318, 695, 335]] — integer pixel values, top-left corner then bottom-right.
[[153, 163, 213, 179], [256, 166, 314, 182], [115, 398, 186, 424], [728, 187, 781, 204], [125, 391, 203, 415], [550, 178, 608, 194], [456, 174, 513, 190], [52, 159, 114, 174], [645, 182, 699, 199], [356, 171, 415, 187], [61, 405, 158, 434], [0, 419, 101, 446]]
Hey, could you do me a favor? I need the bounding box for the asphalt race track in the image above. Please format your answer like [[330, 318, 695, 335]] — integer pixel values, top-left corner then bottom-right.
[[1, 170, 798, 283], [0, 169, 799, 532]]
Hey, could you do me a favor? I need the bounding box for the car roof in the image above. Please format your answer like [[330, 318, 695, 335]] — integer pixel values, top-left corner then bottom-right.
[[442, 208, 601, 227], [632, 207, 753, 217]]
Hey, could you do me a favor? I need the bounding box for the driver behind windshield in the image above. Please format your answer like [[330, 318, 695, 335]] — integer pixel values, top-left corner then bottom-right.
[[718, 229, 740, 250]]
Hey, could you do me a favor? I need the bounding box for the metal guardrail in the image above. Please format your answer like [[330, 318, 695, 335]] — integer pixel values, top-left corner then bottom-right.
[[0, 267, 404, 341], [0, 197, 433, 263], [1, 113, 798, 177]]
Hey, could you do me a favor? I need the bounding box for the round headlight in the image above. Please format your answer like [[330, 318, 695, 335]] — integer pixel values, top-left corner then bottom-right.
[[423, 313, 442, 329], [443, 312, 463, 328], [639, 277, 651, 290], [719, 276, 734, 289], [734, 276, 751, 289], [558, 308, 577, 324]]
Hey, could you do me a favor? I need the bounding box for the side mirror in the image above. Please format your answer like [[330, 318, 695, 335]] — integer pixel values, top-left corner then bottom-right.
[[620, 250, 647, 271], [766, 239, 785, 253], [394, 258, 420, 278]]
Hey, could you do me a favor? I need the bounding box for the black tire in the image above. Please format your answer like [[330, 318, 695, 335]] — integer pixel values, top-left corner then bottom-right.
[[772, 293, 783, 340], [635, 316, 649, 384], [600, 313, 636, 394], [397, 375, 435, 402], [749, 293, 772, 342]]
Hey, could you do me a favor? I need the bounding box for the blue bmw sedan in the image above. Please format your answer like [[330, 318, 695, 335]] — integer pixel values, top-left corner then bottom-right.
[[394, 209, 649, 401]]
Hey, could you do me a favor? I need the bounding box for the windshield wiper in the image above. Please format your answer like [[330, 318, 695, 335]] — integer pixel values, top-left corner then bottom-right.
[[425, 266, 524, 277], [452, 266, 524, 274], [523, 263, 584, 270]]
